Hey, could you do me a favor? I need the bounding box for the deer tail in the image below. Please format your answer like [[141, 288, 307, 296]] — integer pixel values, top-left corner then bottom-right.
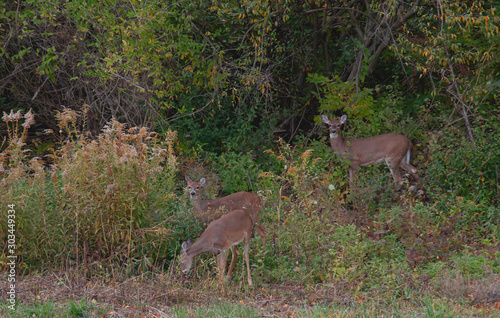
[[406, 141, 415, 164]]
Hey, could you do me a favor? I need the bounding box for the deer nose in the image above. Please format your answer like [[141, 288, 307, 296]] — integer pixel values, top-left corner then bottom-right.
[[190, 191, 196, 196]]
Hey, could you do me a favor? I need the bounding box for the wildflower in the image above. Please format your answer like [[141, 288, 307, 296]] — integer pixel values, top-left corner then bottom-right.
[[2, 109, 23, 122], [22, 109, 35, 129], [11, 110, 23, 121]]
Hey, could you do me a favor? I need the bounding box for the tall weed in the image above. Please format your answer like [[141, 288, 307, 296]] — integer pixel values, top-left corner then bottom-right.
[[0, 107, 178, 271]]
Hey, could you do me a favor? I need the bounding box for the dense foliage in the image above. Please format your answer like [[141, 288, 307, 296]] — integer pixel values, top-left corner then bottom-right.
[[0, 0, 499, 314], [2, 1, 497, 150]]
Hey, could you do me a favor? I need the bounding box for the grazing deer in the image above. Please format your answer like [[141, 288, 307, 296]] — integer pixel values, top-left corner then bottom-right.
[[185, 176, 266, 247], [321, 114, 421, 188], [180, 209, 254, 286]]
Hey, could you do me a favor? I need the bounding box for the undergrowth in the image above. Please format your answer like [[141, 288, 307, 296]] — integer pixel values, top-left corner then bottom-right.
[[0, 108, 499, 314]]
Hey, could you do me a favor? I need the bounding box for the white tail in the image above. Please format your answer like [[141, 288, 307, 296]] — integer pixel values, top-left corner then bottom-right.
[[185, 176, 266, 246], [321, 114, 420, 187], [180, 209, 254, 286]]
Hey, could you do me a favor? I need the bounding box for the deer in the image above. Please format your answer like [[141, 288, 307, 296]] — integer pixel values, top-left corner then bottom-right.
[[185, 176, 266, 247], [180, 209, 254, 286], [321, 114, 421, 188]]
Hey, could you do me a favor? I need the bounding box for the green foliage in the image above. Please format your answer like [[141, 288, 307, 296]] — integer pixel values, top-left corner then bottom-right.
[[66, 299, 94, 318], [327, 224, 368, 281], [363, 257, 411, 297], [426, 117, 500, 205], [20, 302, 55, 318], [258, 140, 363, 283], [309, 74, 375, 120], [212, 151, 261, 194], [449, 253, 499, 278]]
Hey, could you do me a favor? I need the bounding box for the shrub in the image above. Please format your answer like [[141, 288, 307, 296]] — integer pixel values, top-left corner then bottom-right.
[[212, 151, 262, 194], [426, 117, 500, 205]]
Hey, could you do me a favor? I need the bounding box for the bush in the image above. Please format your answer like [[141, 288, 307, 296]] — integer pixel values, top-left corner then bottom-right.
[[212, 151, 262, 194], [426, 117, 500, 205]]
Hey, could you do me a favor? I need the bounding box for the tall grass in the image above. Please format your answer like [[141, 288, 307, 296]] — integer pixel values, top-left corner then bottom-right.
[[1, 107, 179, 272]]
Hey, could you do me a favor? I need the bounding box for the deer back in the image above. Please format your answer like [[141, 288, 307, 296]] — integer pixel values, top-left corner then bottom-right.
[[184, 209, 253, 257], [341, 133, 412, 165], [205, 191, 262, 222]]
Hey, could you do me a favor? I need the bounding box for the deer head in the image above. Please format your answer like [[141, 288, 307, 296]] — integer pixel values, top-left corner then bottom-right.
[[185, 175, 205, 199]]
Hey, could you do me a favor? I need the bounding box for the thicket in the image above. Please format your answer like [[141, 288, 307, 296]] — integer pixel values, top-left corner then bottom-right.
[[2, 1, 498, 152], [1, 108, 499, 298], [0, 0, 499, 306]]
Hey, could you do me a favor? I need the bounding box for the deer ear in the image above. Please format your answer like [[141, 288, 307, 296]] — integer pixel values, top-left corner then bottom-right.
[[181, 239, 192, 252], [185, 175, 192, 183], [321, 114, 330, 124], [340, 114, 348, 123], [199, 177, 206, 186]]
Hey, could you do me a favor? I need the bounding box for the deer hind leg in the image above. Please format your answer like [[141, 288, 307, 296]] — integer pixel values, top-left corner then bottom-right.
[[254, 223, 266, 249], [243, 235, 253, 286], [400, 161, 421, 185], [226, 245, 239, 279], [385, 158, 403, 186]]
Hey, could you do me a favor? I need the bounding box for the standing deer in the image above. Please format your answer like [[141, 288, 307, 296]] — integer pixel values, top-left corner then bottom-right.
[[321, 114, 420, 188], [185, 176, 266, 247], [180, 209, 254, 286]]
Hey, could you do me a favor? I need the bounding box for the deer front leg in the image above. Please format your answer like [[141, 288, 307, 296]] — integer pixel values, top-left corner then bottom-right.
[[348, 164, 360, 187], [217, 250, 229, 283]]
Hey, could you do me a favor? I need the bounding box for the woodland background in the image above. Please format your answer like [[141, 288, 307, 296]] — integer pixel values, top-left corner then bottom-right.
[[1, 0, 499, 317]]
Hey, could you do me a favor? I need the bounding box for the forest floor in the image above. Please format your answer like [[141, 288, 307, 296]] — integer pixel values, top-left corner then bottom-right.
[[2, 272, 499, 317]]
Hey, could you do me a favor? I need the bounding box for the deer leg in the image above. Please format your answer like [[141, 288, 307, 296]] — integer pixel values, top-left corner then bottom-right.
[[217, 250, 229, 283], [348, 165, 359, 187], [226, 245, 239, 279], [400, 161, 421, 185], [385, 158, 403, 186], [244, 236, 253, 286], [254, 223, 266, 248]]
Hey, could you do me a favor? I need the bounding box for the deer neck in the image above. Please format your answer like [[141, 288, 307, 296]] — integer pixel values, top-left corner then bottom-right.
[[192, 195, 210, 213], [186, 235, 219, 257], [329, 133, 348, 153]]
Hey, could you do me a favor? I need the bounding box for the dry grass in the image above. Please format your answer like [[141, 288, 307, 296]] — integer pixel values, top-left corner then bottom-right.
[[1, 270, 499, 317]]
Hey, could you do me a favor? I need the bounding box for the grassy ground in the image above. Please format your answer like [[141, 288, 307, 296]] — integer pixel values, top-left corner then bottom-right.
[[1, 271, 499, 318]]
